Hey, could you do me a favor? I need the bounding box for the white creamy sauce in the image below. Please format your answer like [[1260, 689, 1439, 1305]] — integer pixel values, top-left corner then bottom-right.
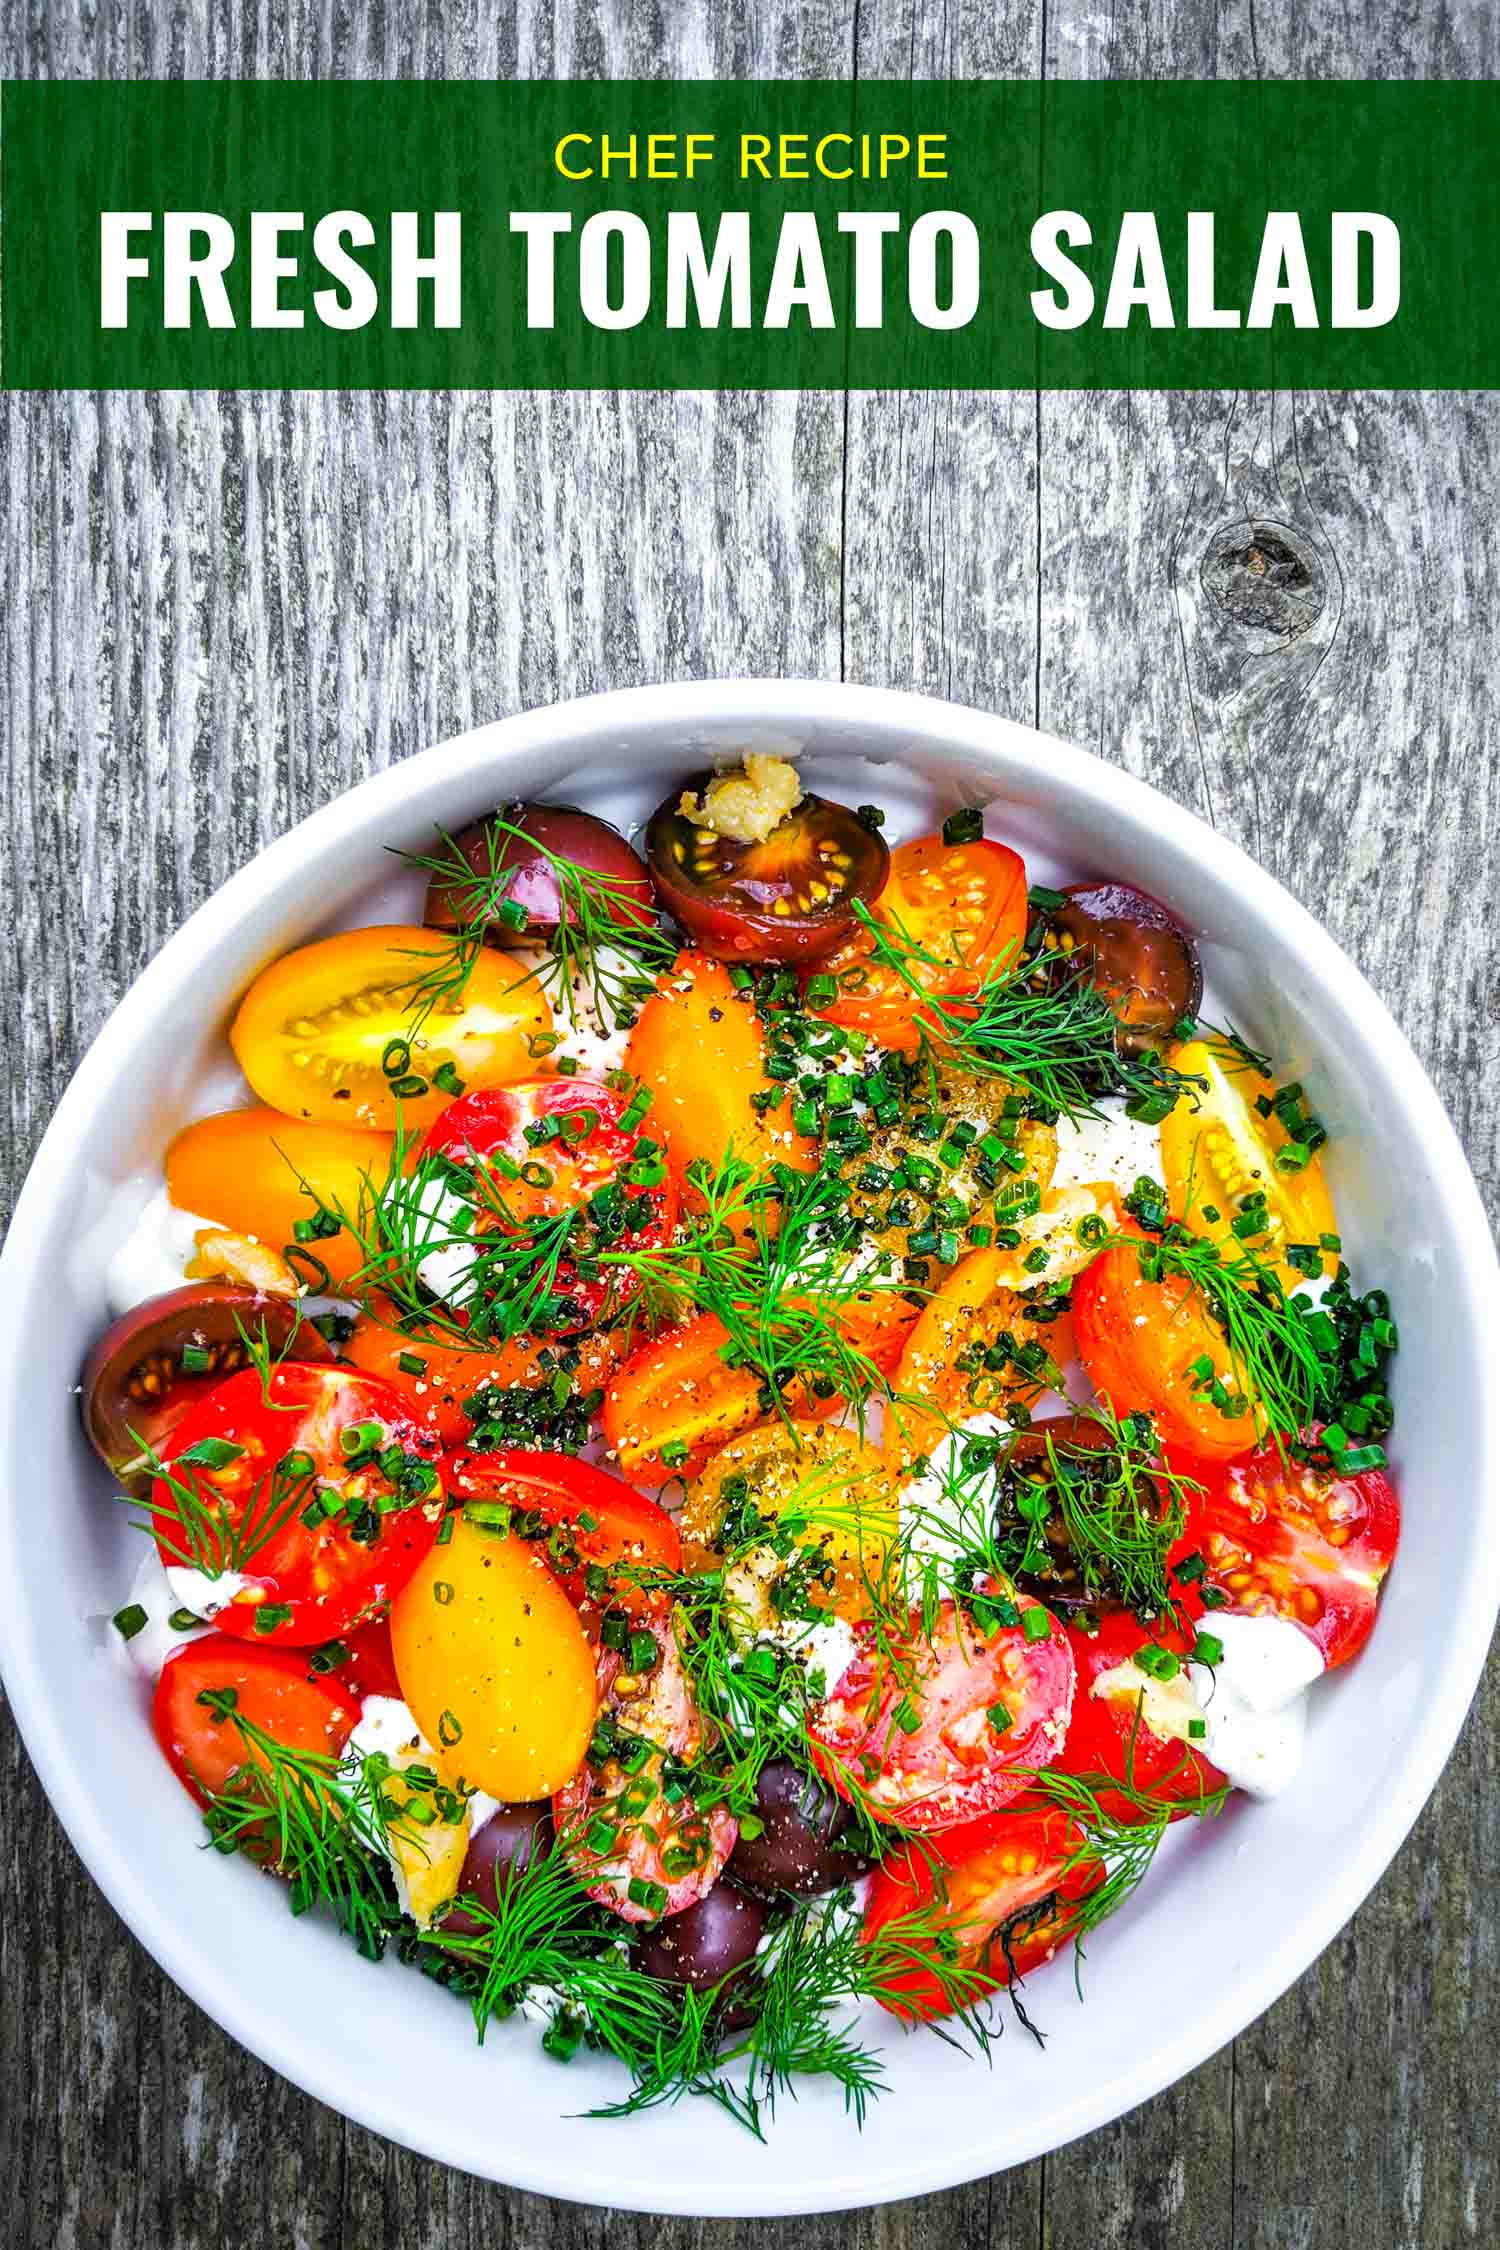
[[898, 1412, 1012, 1570], [1050, 1101, 1165, 1201], [164, 1562, 248, 1621], [765, 1610, 862, 1699], [409, 1171, 481, 1307], [104, 1185, 224, 1317], [511, 942, 638, 1079], [341, 1694, 436, 1915], [111, 1543, 212, 1680], [1186, 1612, 1324, 1799], [346, 1692, 429, 1767]]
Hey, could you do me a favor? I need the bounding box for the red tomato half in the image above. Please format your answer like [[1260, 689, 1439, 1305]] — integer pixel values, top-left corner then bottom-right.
[[1175, 1440, 1400, 1669], [863, 1808, 1100, 2019], [153, 1634, 360, 1808], [443, 1447, 681, 1614], [553, 1610, 738, 1924], [419, 1078, 678, 1335], [323, 1611, 404, 1701], [806, 1593, 1075, 1832], [1061, 1611, 1226, 1822], [151, 1364, 444, 1646]]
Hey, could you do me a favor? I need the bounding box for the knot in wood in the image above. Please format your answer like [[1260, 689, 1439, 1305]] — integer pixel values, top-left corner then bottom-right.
[[1199, 522, 1326, 642]]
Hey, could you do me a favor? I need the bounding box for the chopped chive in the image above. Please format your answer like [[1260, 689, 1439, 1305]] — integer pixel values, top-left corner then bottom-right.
[[112, 1604, 148, 1641]]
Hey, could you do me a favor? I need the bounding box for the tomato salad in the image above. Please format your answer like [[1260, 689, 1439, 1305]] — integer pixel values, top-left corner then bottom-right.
[[90, 765, 1401, 2130]]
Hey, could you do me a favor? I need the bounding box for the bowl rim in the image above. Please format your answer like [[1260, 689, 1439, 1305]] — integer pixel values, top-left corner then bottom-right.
[[3, 676, 1498, 2215]]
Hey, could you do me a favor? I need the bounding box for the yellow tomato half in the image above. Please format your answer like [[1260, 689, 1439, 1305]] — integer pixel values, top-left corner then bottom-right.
[[681, 1421, 897, 1615], [1161, 1038, 1337, 1287], [390, 1516, 597, 1801], [230, 926, 553, 1131], [165, 1108, 395, 1287]]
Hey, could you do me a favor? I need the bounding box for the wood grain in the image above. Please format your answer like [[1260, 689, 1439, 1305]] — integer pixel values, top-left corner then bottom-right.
[[2, 3, 1498, 2246]]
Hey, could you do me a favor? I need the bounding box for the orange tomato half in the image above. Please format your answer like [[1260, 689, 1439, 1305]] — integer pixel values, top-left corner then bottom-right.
[[814, 836, 1029, 1052], [1072, 1239, 1256, 1460], [230, 926, 553, 1131], [165, 1108, 396, 1288], [623, 952, 816, 1198]]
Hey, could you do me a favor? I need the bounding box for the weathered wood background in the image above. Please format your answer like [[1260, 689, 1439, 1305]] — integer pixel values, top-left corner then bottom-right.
[[3, 3, 1498, 2245]]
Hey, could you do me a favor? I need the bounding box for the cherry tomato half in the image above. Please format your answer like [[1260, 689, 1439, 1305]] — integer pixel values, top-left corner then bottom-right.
[[423, 803, 656, 946], [645, 779, 890, 963], [1160, 1038, 1338, 1289], [806, 1592, 1075, 1831], [150, 1364, 445, 1645], [230, 926, 552, 1131], [152, 1634, 359, 1809], [81, 1282, 332, 1496], [1060, 1610, 1226, 1823], [813, 836, 1028, 1050], [624, 952, 817, 1197], [165, 1109, 396, 1290], [1072, 1236, 1256, 1461], [1042, 882, 1202, 1057], [863, 1808, 1100, 2019], [417, 1077, 678, 1336], [553, 1611, 739, 1923], [1175, 1439, 1400, 1669], [344, 1298, 622, 1449], [443, 1447, 681, 1614]]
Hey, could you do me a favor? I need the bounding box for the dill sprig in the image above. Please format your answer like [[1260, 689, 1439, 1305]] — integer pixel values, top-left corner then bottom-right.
[[618, 1155, 892, 1422], [121, 1432, 317, 1579], [396, 819, 677, 1038], [849, 903, 1205, 1124], [192, 1689, 409, 1958]]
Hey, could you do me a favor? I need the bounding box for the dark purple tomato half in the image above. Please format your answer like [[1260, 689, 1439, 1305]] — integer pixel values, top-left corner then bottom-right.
[[423, 803, 656, 947], [645, 780, 889, 964], [1048, 882, 1202, 1056], [82, 1284, 332, 1497], [632, 1879, 767, 2030], [727, 1758, 871, 1899]]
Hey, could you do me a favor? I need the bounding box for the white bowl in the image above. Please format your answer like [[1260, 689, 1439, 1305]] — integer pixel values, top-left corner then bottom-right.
[[3, 680, 1497, 2217]]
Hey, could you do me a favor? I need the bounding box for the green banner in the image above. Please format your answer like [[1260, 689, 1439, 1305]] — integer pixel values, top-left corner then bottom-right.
[[3, 80, 1494, 389]]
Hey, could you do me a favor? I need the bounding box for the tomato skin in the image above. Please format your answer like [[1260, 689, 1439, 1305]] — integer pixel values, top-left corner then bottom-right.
[[807, 1592, 1075, 1832], [814, 836, 1029, 1049], [863, 1808, 1099, 2019], [1072, 1238, 1255, 1461], [680, 1421, 898, 1618], [324, 1612, 404, 1700], [644, 782, 890, 963], [1160, 1039, 1338, 1289], [1060, 1611, 1226, 1822], [152, 1634, 360, 1808], [553, 1616, 738, 1924], [344, 1302, 622, 1449], [391, 1514, 598, 1801], [443, 1448, 681, 1613], [230, 925, 552, 1132], [151, 1364, 445, 1646], [417, 1077, 678, 1335], [604, 1292, 916, 1484], [1174, 1440, 1400, 1669], [624, 953, 817, 1195], [165, 1109, 396, 1289]]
